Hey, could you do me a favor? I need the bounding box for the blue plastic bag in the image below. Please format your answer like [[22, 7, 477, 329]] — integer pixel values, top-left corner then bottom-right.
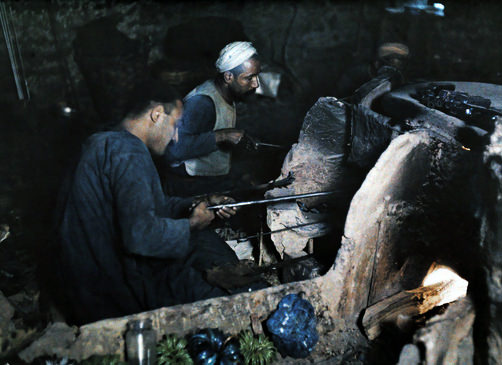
[[265, 293, 319, 358]]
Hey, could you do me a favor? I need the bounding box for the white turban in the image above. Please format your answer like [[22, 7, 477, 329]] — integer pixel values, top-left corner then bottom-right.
[[215, 41, 257, 73], [378, 42, 409, 59]]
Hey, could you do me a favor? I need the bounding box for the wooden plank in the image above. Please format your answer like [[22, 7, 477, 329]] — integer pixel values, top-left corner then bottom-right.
[[362, 281, 457, 340]]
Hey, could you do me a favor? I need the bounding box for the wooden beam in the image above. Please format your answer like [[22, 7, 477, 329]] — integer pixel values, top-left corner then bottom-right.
[[362, 281, 460, 340]]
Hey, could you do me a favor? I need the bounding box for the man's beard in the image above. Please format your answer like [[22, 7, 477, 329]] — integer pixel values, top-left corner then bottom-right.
[[229, 86, 256, 102]]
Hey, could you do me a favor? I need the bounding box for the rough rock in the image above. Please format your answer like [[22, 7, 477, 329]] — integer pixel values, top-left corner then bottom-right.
[[14, 267, 367, 363], [225, 238, 254, 261], [397, 344, 421, 365], [279, 97, 348, 198], [266, 91, 395, 259], [266, 200, 328, 258], [413, 297, 475, 364], [266, 97, 350, 258], [18, 322, 77, 363], [323, 131, 436, 321], [0, 289, 15, 325], [18, 279, 334, 361], [347, 105, 392, 169], [0, 289, 16, 353], [0, 290, 39, 359], [480, 117, 502, 364]]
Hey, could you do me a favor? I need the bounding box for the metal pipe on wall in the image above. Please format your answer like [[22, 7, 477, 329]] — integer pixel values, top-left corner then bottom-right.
[[0, 1, 29, 101]]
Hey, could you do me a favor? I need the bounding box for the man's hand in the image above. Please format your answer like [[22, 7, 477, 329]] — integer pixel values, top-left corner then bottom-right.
[[214, 128, 245, 145], [242, 133, 258, 151], [189, 201, 215, 230], [208, 195, 238, 220]]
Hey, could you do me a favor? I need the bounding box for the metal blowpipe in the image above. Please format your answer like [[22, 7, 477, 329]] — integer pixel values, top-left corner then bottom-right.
[[207, 191, 335, 210], [254, 141, 286, 149]]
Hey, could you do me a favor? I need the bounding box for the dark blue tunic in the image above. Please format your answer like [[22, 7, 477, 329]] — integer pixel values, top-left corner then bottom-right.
[[165, 94, 217, 163], [57, 130, 236, 324], [162, 95, 237, 196]]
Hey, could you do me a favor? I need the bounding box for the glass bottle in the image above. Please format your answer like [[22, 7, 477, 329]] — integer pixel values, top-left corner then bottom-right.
[[125, 319, 157, 365]]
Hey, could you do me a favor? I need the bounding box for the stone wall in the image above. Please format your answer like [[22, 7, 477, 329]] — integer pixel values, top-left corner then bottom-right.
[[2, 1, 502, 112]]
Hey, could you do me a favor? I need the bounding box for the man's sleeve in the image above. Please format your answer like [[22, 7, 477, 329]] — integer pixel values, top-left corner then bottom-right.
[[164, 95, 218, 163], [112, 152, 191, 259], [161, 195, 193, 218]]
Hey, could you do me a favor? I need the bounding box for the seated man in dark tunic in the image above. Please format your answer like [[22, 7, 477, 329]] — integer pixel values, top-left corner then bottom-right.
[[55, 83, 239, 325]]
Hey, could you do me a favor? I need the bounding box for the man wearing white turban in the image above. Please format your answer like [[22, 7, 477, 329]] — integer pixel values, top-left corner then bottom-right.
[[164, 41, 261, 196]]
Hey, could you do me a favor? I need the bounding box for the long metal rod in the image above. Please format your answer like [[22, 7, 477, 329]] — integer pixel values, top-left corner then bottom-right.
[[463, 101, 502, 115], [2, 2, 22, 99], [0, 4, 15, 80], [192, 172, 294, 200], [255, 142, 287, 149], [208, 191, 335, 210], [0, 2, 23, 99], [6, 4, 21, 90], [9, 4, 29, 100], [234, 221, 325, 243]]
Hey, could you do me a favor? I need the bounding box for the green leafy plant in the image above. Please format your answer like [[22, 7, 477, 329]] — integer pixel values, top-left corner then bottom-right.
[[157, 334, 193, 365], [239, 330, 277, 365]]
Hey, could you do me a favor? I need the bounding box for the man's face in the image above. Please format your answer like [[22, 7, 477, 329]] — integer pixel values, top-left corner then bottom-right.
[[151, 100, 183, 155], [228, 58, 261, 101], [379, 55, 408, 72]]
